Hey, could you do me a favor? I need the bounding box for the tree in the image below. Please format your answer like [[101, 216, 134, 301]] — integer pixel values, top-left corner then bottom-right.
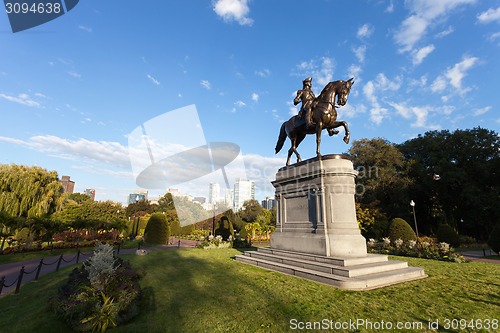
[[144, 213, 170, 245], [239, 199, 263, 222], [67, 193, 92, 204], [0, 164, 64, 217], [157, 193, 175, 212], [399, 127, 500, 240], [348, 138, 413, 219], [125, 200, 157, 217]]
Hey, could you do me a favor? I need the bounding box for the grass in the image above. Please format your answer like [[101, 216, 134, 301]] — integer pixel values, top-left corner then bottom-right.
[[0, 248, 498, 333]]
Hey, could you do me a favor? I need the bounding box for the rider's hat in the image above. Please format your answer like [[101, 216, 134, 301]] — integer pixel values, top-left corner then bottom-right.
[[303, 77, 312, 85]]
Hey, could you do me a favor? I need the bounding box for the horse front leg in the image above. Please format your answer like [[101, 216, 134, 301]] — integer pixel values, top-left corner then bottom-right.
[[341, 121, 350, 144], [330, 121, 350, 144]]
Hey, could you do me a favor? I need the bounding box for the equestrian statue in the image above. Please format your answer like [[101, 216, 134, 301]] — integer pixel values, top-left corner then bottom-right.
[[275, 77, 354, 165]]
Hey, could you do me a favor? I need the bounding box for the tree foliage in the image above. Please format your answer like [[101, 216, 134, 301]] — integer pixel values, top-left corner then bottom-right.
[[144, 213, 170, 245], [239, 199, 263, 222], [0, 164, 64, 217], [387, 218, 417, 243], [399, 127, 500, 239], [349, 138, 413, 219]]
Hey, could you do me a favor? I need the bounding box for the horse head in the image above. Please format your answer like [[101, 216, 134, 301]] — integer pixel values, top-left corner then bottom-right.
[[336, 78, 354, 106]]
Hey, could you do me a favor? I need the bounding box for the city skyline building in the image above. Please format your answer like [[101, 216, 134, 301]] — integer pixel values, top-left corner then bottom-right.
[[84, 189, 96, 201], [233, 178, 255, 212], [208, 183, 220, 205], [60, 176, 75, 194], [128, 190, 148, 204]]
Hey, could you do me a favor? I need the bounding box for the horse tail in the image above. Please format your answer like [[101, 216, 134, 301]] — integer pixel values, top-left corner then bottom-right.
[[275, 122, 287, 154]]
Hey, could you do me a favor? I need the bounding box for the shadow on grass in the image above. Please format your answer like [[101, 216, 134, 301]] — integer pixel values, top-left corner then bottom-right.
[[121, 249, 317, 332]]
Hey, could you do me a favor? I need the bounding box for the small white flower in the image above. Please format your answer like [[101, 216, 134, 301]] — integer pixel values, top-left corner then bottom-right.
[[438, 242, 450, 253], [407, 240, 417, 249], [395, 239, 403, 248], [382, 237, 391, 246]]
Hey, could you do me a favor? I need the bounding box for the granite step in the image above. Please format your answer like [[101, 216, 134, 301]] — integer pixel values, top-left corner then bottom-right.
[[243, 250, 407, 277], [257, 247, 389, 266], [234, 252, 427, 290]]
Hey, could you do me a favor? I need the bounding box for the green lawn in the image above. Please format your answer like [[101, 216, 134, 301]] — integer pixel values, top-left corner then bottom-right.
[[0, 248, 498, 333]]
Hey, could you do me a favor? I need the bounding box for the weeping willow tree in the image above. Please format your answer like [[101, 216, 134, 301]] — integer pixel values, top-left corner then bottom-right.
[[0, 164, 64, 218]]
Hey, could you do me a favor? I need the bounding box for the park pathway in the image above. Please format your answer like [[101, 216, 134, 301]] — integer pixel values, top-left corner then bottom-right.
[[0, 238, 197, 297]]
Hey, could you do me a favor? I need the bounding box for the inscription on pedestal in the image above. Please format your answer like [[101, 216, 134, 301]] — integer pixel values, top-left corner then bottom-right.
[[285, 196, 309, 222]]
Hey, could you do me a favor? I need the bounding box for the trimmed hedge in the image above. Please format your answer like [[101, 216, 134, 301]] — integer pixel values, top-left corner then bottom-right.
[[436, 224, 460, 247], [144, 213, 170, 245], [387, 218, 417, 243]]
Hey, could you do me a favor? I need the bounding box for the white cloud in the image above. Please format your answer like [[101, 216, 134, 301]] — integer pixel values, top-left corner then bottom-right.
[[473, 106, 491, 116], [67, 71, 81, 78], [251, 93, 259, 102], [477, 7, 500, 23], [78, 25, 92, 32], [357, 24, 373, 39], [435, 26, 454, 38], [255, 69, 271, 77], [363, 73, 401, 125], [347, 64, 362, 80], [353, 45, 367, 63], [385, 1, 394, 13], [213, 0, 253, 26], [293, 57, 334, 87], [147, 74, 160, 85], [488, 31, 500, 41], [0, 135, 131, 169], [200, 80, 211, 90], [389, 102, 440, 129], [431, 56, 478, 93], [234, 100, 246, 107], [411, 44, 435, 65], [0, 93, 40, 107], [394, 0, 475, 52], [446, 56, 478, 89]]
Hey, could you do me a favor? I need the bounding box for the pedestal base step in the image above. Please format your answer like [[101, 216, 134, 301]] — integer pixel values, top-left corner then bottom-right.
[[234, 247, 427, 290]]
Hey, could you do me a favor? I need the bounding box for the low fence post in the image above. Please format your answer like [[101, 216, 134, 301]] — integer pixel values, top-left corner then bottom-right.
[[35, 259, 43, 280], [178, 239, 181, 248], [76, 249, 81, 264], [138, 240, 141, 250], [14, 266, 25, 294], [117, 242, 121, 255], [56, 254, 63, 271], [0, 276, 5, 295]]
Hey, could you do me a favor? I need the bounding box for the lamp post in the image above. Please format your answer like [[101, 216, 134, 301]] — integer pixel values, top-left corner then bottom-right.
[[410, 200, 419, 238]]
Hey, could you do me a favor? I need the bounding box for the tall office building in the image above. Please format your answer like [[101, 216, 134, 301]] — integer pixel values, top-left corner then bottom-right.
[[84, 189, 96, 201], [128, 190, 148, 204], [261, 196, 276, 210], [208, 183, 220, 204], [233, 179, 255, 211]]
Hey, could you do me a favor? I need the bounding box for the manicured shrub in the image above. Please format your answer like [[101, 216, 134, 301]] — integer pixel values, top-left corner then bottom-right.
[[436, 224, 460, 247], [52, 243, 142, 332], [144, 213, 170, 245], [487, 223, 500, 254], [215, 216, 234, 241], [387, 218, 417, 243]]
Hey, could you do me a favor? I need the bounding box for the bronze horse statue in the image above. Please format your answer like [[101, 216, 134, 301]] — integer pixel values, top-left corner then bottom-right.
[[275, 78, 354, 165]]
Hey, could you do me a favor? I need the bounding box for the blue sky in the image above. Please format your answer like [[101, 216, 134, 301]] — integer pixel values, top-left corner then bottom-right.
[[0, 0, 499, 204]]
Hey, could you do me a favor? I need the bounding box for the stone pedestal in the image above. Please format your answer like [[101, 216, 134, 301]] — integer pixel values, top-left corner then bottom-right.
[[271, 155, 367, 257]]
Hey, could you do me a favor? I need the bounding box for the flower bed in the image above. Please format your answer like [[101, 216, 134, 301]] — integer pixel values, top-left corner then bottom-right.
[[51, 243, 142, 332], [367, 237, 465, 263]]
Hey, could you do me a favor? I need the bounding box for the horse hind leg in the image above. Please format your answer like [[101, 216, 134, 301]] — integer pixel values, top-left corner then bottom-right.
[[316, 122, 323, 158]]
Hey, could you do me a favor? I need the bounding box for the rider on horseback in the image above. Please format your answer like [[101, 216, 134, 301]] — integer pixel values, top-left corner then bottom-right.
[[294, 77, 316, 129]]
